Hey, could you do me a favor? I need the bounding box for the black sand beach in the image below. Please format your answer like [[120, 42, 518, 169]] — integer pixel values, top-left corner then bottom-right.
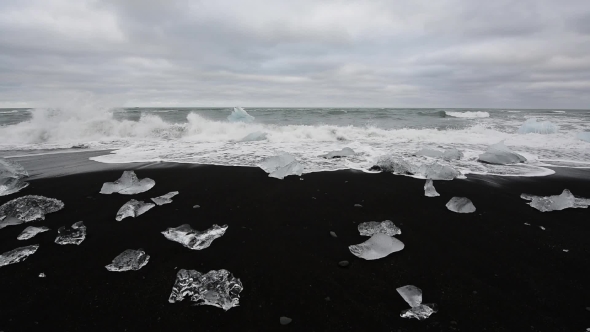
[[0, 154, 589, 332]]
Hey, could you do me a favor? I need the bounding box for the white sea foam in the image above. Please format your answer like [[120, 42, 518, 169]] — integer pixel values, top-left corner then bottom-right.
[[445, 111, 490, 118]]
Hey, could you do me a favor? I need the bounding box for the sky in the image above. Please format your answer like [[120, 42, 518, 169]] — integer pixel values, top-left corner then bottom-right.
[[1, 0, 590, 108]]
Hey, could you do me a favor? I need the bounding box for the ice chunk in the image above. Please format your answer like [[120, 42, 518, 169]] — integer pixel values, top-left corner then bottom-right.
[[371, 155, 415, 174], [396, 285, 423, 307], [358, 220, 401, 236], [99, 171, 155, 195], [17, 226, 50, 240], [105, 249, 150, 272], [442, 148, 464, 161], [518, 118, 558, 134], [400, 304, 438, 320], [320, 147, 355, 158], [424, 179, 440, 197], [0, 158, 28, 179], [55, 221, 86, 245], [577, 131, 590, 143], [414, 148, 443, 158], [151, 191, 179, 206], [258, 153, 296, 173], [269, 161, 304, 180], [446, 197, 476, 213], [162, 224, 228, 250], [227, 106, 254, 123], [418, 163, 461, 180], [0, 244, 39, 267], [240, 131, 267, 142], [39, 272, 46, 277], [0, 177, 29, 197], [116, 199, 155, 221], [0, 216, 24, 229], [168, 269, 243, 311], [348, 233, 404, 260], [520, 189, 589, 212], [0, 195, 64, 225], [478, 141, 526, 165]]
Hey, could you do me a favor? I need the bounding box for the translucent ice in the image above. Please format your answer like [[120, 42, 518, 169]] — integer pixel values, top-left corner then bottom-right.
[[55, 221, 86, 245], [116, 199, 155, 221], [269, 161, 304, 179], [446, 197, 476, 213], [227, 106, 254, 123], [99, 171, 155, 195], [518, 118, 558, 134], [371, 155, 415, 174], [418, 163, 461, 180], [349, 233, 404, 260], [414, 148, 443, 158], [358, 220, 401, 236], [396, 285, 423, 307], [0, 216, 24, 229], [577, 131, 590, 143], [424, 179, 440, 197], [0, 177, 29, 197], [397, 285, 437, 320], [17, 226, 50, 240], [0, 158, 28, 179], [162, 224, 228, 250], [0, 244, 39, 267], [320, 147, 355, 159], [0, 195, 64, 225], [520, 189, 589, 212], [442, 148, 464, 161], [168, 269, 243, 311], [151, 191, 179, 206], [105, 249, 150, 272], [240, 131, 267, 142], [258, 153, 296, 173], [478, 141, 526, 165]]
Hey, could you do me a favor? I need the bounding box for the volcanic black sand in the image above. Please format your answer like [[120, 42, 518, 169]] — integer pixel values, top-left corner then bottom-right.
[[0, 155, 589, 331]]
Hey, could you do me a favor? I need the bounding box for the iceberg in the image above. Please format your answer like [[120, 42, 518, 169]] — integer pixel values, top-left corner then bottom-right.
[[442, 148, 464, 161], [227, 106, 254, 123], [418, 163, 461, 180], [151, 191, 179, 206], [397, 285, 438, 320], [17, 226, 50, 240], [349, 233, 404, 260], [414, 148, 443, 158], [446, 197, 476, 213], [320, 147, 355, 159], [0, 158, 28, 179], [0, 177, 29, 197], [0, 195, 64, 226], [518, 118, 558, 134], [478, 141, 526, 165], [269, 161, 303, 179], [105, 249, 150, 272], [0, 244, 39, 267], [424, 179, 439, 197], [371, 155, 415, 174], [577, 132, 590, 143], [55, 221, 86, 245], [358, 220, 401, 236], [116, 199, 155, 221], [240, 131, 267, 142], [168, 269, 243, 311], [100, 171, 155, 195], [162, 224, 228, 250], [520, 189, 590, 212]]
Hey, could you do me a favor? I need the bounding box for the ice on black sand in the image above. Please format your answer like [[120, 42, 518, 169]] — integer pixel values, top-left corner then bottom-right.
[[100, 171, 155, 195], [320, 147, 355, 158], [258, 153, 303, 180], [0, 195, 64, 229], [419, 162, 461, 180], [151, 191, 179, 205], [478, 141, 526, 165], [349, 233, 404, 260], [424, 179, 439, 197], [55, 221, 86, 245], [105, 249, 150, 272], [116, 199, 155, 221], [396, 285, 438, 320], [446, 197, 476, 213], [371, 155, 414, 174], [330, 231, 337, 238], [280, 317, 292, 325], [0, 244, 39, 267], [521, 189, 590, 212], [168, 269, 243, 311], [358, 220, 401, 236], [0, 158, 29, 196], [162, 224, 228, 250], [17, 226, 50, 240], [39, 273, 46, 277]]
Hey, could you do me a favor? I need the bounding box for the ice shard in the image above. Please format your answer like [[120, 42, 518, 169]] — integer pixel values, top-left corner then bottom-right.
[[227, 106, 254, 123], [478, 141, 526, 165], [116, 199, 155, 221], [520, 189, 590, 212], [518, 118, 558, 134], [0, 244, 39, 267], [105, 249, 150, 272], [424, 179, 440, 197], [55, 221, 86, 245], [396, 285, 423, 308], [446, 197, 476, 213], [240, 131, 267, 142], [320, 147, 355, 159], [418, 163, 461, 180], [442, 148, 464, 161], [17, 226, 50, 240], [414, 148, 443, 158], [168, 269, 243, 311], [0, 177, 29, 197], [371, 155, 415, 174], [397, 285, 437, 320], [0, 195, 64, 226], [99, 171, 155, 195], [0, 158, 28, 179], [269, 161, 304, 179], [151, 191, 179, 205], [349, 233, 404, 260], [162, 224, 228, 250], [0, 216, 23, 229], [358, 220, 401, 237]]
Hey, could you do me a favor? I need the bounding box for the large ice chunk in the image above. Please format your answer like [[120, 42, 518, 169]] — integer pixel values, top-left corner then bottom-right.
[[162, 224, 228, 250], [518, 118, 558, 134], [269, 161, 303, 179], [414, 148, 443, 158], [0, 195, 64, 226], [240, 131, 267, 142], [520, 189, 589, 212], [349, 233, 404, 260], [397, 285, 438, 320], [358, 220, 401, 236], [424, 179, 440, 197], [0, 177, 29, 197], [442, 148, 464, 161], [105, 249, 150, 272], [0, 158, 28, 179], [151, 191, 179, 206], [446, 197, 476, 213], [258, 153, 304, 179], [320, 147, 355, 159], [116, 199, 155, 221], [577, 131, 590, 143], [168, 269, 243, 311], [100, 171, 155, 195], [418, 163, 461, 180], [17, 226, 50, 240], [55, 221, 86, 245], [371, 155, 415, 174], [0, 244, 39, 267], [227, 106, 254, 123], [478, 141, 526, 165]]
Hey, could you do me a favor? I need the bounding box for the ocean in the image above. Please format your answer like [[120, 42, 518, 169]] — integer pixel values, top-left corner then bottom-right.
[[1, 107, 589, 177]]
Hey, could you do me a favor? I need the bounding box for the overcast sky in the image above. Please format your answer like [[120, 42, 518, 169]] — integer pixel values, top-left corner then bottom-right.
[[1, 0, 590, 108]]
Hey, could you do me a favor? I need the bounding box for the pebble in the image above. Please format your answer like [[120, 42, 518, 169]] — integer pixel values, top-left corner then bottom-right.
[[280, 317, 292, 325], [330, 231, 337, 238], [338, 261, 349, 267]]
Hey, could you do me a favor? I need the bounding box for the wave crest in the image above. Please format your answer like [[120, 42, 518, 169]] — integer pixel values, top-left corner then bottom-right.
[[445, 111, 490, 118]]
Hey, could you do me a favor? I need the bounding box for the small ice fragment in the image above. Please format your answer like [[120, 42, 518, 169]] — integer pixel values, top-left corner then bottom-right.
[[358, 220, 401, 236], [320, 147, 355, 159], [563, 249, 569, 252], [227, 106, 254, 123], [99, 171, 155, 195], [396, 285, 423, 307], [524, 223, 530, 226], [105, 249, 150, 272], [300, 178, 303, 181], [371, 155, 415, 174], [269, 161, 304, 180], [520, 189, 588, 212], [442, 148, 464, 161], [478, 141, 526, 165], [240, 131, 267, 142], [151, 191, 179, 206], [424, 179, 440, 197], [338, 260, 349, 267], [162, 224, 228, 250], [0, 177, 29, 197], [55, 221, 86, 245], [17, 226, 50, 240], [0, 157, 28, 179], [539, 226, 545, 231], [354, 204, 362, 207], [446, 197, 476, 213], [330, 231, 337, 238], [0, 195, 64, 226], [168, 269, 243, 311], [0, 244, 39, 267], [280, 317, 292, 325], [193, 205, 200, 209], [39, 272, 46, 277], [348, 233, 404, 260], [518, 118, 558, 134], [418, 163, 461, 180], [414, 148, 443, 158], [400, 304, 438, 320], [116, 199, 155, 221]]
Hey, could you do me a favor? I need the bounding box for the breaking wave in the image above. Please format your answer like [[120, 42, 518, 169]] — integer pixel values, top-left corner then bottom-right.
[[445, 111, 490, 118]]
